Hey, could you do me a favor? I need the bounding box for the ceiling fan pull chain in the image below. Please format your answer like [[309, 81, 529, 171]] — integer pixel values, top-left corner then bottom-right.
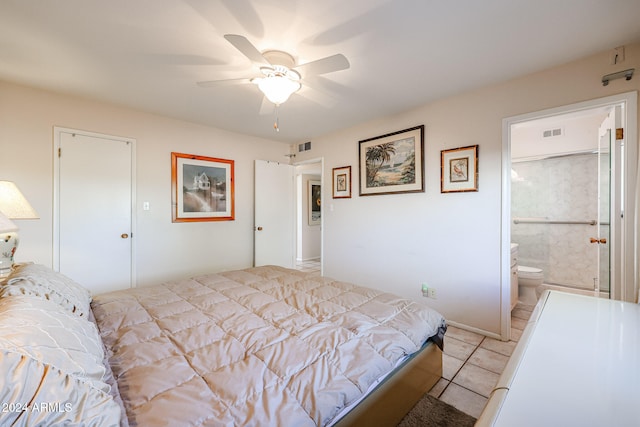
[[274, 105, 280, 132]]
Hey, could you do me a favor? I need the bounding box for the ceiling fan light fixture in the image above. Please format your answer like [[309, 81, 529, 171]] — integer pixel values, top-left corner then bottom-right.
[[254, 75, 301, 105]]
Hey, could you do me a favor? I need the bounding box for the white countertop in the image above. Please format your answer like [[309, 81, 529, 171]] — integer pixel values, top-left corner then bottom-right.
[[483, 291, 640, 427]]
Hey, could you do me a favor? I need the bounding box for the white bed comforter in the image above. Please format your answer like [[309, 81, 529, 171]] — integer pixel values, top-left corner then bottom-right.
[[91, 266, 445, 427]]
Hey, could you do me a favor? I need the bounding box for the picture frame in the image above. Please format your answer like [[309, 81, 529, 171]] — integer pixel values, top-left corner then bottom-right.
[[332, 166, 352, 199], [441, 145, 479, 193], [359, 125, 424, 196], [171, 152, 235, 222], [308, 180, 321, 225]]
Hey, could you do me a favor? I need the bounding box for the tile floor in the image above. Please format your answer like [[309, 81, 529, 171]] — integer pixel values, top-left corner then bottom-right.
[[294, 258, 321, 275], [427, 302, 536, 419], [292, 262, 560, 420], [432, 285, 612, 419]]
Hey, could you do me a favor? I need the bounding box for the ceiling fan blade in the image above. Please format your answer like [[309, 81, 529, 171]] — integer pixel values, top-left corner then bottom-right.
[[294, 54, 350, 77], [220, 0, 265, 39], [224, 34, 270, 66], [196, 77, 252, 88], [297, 84, 337, 108]]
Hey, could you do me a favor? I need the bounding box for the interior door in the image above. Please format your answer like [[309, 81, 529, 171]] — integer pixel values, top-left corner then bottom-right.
[[596, 105, 627, 299], [56, 130, 134, 294], [596, 115, 612, 295], [254, 160, 294, 267]]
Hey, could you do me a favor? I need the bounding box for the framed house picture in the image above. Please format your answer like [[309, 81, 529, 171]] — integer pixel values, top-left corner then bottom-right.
[[332, 166, 351, 198], [359, 125, 424, 196], [171, 152, 235, 222], [308, 180, 321, 225], [441, 145, 479, 193]]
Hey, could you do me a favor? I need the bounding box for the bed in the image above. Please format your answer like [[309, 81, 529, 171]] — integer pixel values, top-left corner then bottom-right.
[[0, 264, 445, 426]]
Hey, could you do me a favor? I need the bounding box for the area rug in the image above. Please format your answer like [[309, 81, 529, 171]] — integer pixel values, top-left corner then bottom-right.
[[398, 394, 477, 427]]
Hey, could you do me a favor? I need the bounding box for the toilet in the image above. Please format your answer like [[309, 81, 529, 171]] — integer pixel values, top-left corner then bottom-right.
[[517, 266, 544, 305]]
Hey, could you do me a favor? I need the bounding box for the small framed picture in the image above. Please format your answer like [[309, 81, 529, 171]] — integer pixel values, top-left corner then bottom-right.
[[308, 180, 321, 225], [441, 145, 479, 193], [171, 152, 235, 222], [332, 166, 351, 198]]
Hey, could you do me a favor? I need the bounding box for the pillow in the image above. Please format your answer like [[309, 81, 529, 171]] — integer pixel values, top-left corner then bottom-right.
[[0, 296, 106, 391], [0, 351, 121, 427], [1, 263, 91, 318], [0, 296, 121, 426]]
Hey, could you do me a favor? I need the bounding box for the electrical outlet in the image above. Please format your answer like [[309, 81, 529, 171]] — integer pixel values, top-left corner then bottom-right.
[[421, 283, 429, 297], [421, 283, 437, 299]]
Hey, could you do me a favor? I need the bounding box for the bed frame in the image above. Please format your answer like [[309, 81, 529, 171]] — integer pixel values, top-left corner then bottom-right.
[[334, 340, 443, 427]]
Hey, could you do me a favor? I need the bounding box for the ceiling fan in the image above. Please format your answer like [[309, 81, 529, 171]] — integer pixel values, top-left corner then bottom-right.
[[197, 34, 350, 108]]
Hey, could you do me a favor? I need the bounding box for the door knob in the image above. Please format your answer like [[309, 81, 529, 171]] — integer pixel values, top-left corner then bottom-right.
[[121, 233, 129, 239], [256, 226, 263, 231], [589, 237, 607, 244]]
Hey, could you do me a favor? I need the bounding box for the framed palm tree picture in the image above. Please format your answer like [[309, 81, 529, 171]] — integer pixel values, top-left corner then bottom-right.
[[358, 125, 424, 196]]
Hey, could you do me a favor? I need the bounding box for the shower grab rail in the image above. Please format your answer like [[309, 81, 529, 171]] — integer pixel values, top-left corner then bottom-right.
[[513, 217, 598, 225]]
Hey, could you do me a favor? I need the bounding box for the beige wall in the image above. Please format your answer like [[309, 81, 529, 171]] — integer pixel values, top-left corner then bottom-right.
[[295, 42, 640, 337], [0, 81, 289, 287], [2, 42, 638, 337]]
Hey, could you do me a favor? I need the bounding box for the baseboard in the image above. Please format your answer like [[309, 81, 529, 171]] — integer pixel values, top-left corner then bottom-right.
[[296, 257, 321, 262], [446, 320, 502, 341]]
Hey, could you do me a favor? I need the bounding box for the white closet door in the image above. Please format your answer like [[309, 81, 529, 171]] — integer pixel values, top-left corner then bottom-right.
[[57, 130, 134, 294], [254, 160, 294, 268]]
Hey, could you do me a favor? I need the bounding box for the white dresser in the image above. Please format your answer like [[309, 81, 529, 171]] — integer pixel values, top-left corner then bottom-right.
[[477, 290, 640, 427]]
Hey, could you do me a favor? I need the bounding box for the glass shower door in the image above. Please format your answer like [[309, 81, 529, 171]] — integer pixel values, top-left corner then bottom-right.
[[596, 120, 612, 296]]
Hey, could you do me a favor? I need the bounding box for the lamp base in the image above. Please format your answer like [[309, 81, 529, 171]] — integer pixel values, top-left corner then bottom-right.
[[0, 231, 19, 273]]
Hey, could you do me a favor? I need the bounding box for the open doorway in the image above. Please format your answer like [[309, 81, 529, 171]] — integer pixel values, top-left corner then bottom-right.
[[295, 159, 323, 275], [511, 106, 614, 298], [501, 91, 638, 340]]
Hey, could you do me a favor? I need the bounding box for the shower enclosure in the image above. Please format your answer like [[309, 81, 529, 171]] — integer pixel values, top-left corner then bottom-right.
[[511, 110, 614, 296]]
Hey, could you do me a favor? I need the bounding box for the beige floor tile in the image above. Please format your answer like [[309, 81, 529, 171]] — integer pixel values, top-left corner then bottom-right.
[[511, 308, 532, 321], [445, 325, 484, 346], [467, 347, 509, 375], [480, 337, 517, 357], [510, 327, 523, 342], [452, 363, 499, 397], [428, 378, 449, 398], [442, 353, 464, 381], [515, 302, 536, 311], [431, 314, 536, 419], [443, 336, 477, 361], [511, 316, 528, 330], [440, 382, 488, 419]]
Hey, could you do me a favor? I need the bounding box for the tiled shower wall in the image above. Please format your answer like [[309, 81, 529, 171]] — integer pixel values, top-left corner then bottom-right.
[[511, 153, 608, 290]]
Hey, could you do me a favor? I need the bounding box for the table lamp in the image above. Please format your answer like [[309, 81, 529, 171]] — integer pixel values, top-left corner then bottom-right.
[[0, 181, 39, 273], [0, 212, 18, 273]]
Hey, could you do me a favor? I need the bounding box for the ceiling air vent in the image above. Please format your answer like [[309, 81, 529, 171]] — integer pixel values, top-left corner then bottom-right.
[[298, 141, 311, 152], [543, 128, 563, 138]]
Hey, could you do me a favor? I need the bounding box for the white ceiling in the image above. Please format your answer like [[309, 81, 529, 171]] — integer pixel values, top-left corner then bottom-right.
[[1, 0, 639, 144]]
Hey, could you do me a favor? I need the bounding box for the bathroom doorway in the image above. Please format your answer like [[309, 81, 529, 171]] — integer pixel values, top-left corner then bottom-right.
[[504, 92, 637, 308], [511, 108, 613, 297]]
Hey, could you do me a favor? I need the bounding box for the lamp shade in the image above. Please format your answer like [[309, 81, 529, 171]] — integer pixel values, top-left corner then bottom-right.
[[0, 181, 39, 219], [0, 212, 17, 233]]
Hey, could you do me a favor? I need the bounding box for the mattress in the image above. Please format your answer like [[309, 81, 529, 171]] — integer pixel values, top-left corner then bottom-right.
[[91, 265, 446, 426]]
